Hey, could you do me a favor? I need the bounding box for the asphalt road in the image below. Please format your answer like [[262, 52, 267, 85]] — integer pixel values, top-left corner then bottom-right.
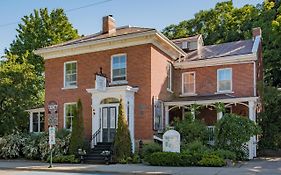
[[0, 170, 116, 175]]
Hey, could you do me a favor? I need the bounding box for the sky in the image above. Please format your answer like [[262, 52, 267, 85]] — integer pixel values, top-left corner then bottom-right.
[[0, 0, 263, 57]]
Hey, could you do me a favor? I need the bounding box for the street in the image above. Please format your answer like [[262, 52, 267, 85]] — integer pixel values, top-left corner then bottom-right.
[[0, 170, 116, 175]]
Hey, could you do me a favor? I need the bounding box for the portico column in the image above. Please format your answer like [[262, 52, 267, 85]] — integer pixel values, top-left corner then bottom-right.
[[29, 112, 33, 133], [217, 112, 223, 120], [248, 100, 257, 158], [165, 105, 169, 127]]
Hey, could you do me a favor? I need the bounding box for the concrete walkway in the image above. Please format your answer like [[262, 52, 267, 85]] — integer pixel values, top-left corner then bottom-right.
[[0, 158, 280, 175]]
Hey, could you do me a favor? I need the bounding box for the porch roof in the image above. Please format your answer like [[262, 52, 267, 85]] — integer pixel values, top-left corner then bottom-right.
[[164, 95, 258, 106]]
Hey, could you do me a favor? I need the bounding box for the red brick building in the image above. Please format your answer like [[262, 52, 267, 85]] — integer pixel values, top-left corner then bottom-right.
[[34, 16, 262, 158]]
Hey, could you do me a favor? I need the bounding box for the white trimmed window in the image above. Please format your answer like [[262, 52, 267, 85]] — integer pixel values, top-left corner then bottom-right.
[[182, 72, 196, 94], [30, 112, 45, 133], [64, 103, 77, 131], [217, 68, 232, 92], [167, 63, 172, 91], [64, 61, 77, 88], [111, 54, 127, 82]]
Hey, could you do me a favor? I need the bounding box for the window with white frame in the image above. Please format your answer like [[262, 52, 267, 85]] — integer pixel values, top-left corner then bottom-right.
[[217, 68, 232, 92], [30, 112, 45, 133], [64, 103, 77, 131], [182, 72, 196, 94], [64, 61, 77, 88], [167, 63, 172, 91], [111, 54, 126, 82]]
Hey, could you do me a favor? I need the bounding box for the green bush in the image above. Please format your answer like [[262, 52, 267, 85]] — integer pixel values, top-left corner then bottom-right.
[[145, 152, 181, 166], [215, 113, 260, 158], [113, 99, 132, 161], [142, 142, 162, 158], [198, 154, 226, 167], [212, 149, 236, 160], [47, 155, 79, 163], [0, 132, 26, 159], [22, 133, 45, 159], [174, 114, 208, 144], [182, 140, 209, 154]]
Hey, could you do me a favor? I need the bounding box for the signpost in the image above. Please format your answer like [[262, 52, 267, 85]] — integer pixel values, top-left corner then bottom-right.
[[163, 130, 180, 153], [47, 101, 58, 168]]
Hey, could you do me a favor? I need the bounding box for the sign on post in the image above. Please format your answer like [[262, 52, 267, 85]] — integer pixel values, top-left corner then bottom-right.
[[48, 101, 58, 127], [163, 130, 180, 153], [49, 126, 56, 145]]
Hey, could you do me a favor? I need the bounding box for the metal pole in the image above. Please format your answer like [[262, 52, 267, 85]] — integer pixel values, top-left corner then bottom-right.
[[48, 144, 53, 168]]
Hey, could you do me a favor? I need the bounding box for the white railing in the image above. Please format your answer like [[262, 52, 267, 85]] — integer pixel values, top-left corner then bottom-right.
[[207, 126, 215, 145]]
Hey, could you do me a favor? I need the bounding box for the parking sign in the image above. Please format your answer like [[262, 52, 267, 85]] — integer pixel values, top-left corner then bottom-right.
[[49, 127, 56, 145]]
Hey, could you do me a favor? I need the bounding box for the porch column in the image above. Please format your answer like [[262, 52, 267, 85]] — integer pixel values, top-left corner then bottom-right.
[[248, 100, 257, 159], [165, 105, 169, 127], [29, 112, 33, 133], [216, 112, 223, 120]]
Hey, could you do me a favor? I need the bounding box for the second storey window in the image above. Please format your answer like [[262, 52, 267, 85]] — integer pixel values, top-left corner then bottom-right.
[[64, 103, 77, 131], [64, 61, 77, 88], [217, 68, 232, 92], [182, 72, 195, 94], [112, 54, 127, 82]]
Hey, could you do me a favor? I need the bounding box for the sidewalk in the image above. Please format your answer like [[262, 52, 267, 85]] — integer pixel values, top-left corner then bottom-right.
[[0, 158, 280, 175]]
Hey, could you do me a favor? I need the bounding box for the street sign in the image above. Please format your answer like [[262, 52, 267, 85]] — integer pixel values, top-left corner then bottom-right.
[[48, 101, 58, 127], [49, 127, 56, 145]]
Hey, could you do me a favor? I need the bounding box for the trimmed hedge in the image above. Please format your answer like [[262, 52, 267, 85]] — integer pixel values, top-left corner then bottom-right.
[[145, 152, 226, 167]]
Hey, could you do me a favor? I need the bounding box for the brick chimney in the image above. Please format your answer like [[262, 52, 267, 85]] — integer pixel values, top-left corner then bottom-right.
[[252, 27, 262, 38], [102, 15, 116, 34]]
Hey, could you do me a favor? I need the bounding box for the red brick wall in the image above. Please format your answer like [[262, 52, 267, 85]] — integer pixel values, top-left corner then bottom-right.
[[45, 44, 154, 140], [173, 63, 255, 97]]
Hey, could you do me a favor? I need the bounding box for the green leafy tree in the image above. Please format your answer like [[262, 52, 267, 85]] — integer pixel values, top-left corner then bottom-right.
[[0, 53, 38, 135], [113, 99, 132, 161], [6, 8, 79, 75], [258, 86, 281, 149], [69, 99, 85, 154]]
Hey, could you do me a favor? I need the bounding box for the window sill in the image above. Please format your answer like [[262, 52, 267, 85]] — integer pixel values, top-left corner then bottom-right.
[[180, 93, 198, 97], [62, 86, 78, 90], [215, 91, 234, 94], [109, 80, 128, 86], [167, 88, 173, 93]]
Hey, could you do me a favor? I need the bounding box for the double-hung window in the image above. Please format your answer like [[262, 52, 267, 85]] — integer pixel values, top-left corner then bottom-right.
[[217, 68, 232, 92], [64, 61, 77, 88], [30, 111, 45, 133], [182, 72, 196, 95], [111, 54, 127, 83], [64, 103, 77, 131]]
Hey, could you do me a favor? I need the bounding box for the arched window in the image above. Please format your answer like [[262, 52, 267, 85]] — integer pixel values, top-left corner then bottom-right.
[[100, 97, 119, 104]]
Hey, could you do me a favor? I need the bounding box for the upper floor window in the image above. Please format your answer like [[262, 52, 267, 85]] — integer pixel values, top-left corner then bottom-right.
[[64, 103, 77, 131], [111, 54, 127, 82], [217, 68, 232, 92], [167, 63, 172, 91], [182, 72, 196, 95], [64, 61, 77, 88]]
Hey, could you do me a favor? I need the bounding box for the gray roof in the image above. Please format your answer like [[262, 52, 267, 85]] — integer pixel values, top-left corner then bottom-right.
[[44, 26, 154, 49], [183, 39, 254, 61]]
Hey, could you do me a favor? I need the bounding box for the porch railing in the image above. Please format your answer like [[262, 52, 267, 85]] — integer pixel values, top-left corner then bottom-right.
[[91, 127, 101, 148], [207, 126, 215, 145]]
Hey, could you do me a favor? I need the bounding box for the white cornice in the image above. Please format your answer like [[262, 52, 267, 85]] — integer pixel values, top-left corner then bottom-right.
[[35, 30, 186, 60], [174, 54, 257, 69]]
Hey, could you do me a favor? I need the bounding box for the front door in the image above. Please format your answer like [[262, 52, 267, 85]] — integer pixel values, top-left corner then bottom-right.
[[102, 106, 117, 142]]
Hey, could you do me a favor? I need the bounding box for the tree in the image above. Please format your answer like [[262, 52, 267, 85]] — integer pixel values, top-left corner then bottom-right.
[[0, 53, 38, 135], [69, 99, 85, 154], [113, 99, 132, 161], [6, 8, 79, 75]]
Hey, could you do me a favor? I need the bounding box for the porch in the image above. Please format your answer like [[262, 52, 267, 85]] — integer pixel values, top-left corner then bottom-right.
[[164, 95, 259, 159]]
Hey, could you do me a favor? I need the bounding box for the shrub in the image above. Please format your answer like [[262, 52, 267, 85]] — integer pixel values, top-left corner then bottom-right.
[[212, 149, 236, 160], [198, 154, 225, 167], [215, 113, 260, 158], [113, 99, 132, 161], [47, 155, 79, 163], [69, 99, 86, 155], [142, 142, 162, 158], [145, 152, 181, 166], [0, 132, 26, 159], [22, 133, 44, 159], [174, 114, 208, 144], [181, 140, 209, 154]]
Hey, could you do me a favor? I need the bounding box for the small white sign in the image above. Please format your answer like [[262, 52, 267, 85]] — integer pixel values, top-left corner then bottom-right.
[[163, 130, 180, 153], [95, 75, 106, 91], [49, 127, 56, 145]]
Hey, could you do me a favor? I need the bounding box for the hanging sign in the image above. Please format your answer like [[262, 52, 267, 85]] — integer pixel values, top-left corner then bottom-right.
[[95, 75, 106, 91]]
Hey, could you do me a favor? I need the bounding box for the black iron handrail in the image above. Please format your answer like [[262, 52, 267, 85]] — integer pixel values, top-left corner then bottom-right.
[[92, 127, 101, 148]]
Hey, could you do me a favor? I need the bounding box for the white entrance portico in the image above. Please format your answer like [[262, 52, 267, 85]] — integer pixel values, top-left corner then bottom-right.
[[86, 85, 138, 151]]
